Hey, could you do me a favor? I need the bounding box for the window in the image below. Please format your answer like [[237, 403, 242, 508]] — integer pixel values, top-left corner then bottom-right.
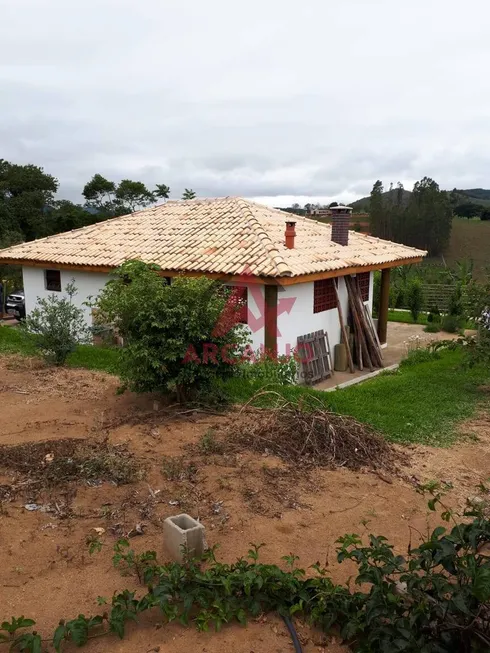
[[357, 272, 370, 302], [45, 269, 61, 292], [313, 279, 336, 313]]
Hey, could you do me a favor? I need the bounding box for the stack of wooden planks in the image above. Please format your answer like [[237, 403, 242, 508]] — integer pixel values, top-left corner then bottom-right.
[[344, 275, 383, 372]]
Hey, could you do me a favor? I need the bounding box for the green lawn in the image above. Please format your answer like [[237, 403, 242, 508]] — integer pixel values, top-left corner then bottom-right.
[[225, 350, 490, 446], [387, 309, 428, 325], [0, 325, 120, 374]]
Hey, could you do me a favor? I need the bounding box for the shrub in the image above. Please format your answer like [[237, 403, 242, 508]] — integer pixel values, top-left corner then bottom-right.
[[406, 278, 424, 322], [441, 314, 463, 333], [448, 285, 464, 317], [238, 351, 299, 386], [424, 322, 441, 333], [93, 261, 249, 401], [20, 281, 90, 365], [401, 347, 440, 367]]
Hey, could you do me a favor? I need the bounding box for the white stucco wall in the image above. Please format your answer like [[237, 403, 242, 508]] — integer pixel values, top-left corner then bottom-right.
[[276, 272, 374, 357], [241, 283, 265, 353], [22, 267, 374, 363], [22, 267, 110, 326], [276, 278, 347, 357]]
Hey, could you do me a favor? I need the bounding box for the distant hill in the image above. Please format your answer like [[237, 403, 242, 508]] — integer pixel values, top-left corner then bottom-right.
[[350, 187, 490, 212], [350, 188, 412, 212], [459, 188, 490, 201]]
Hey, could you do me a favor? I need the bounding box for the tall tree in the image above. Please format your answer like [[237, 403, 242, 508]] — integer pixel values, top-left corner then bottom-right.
[[82, 174, 116, 215], [182, 188, 196, 200], [368, 180, 386, 238], [47, 200, 98, 234], [406, 177, 452, 255], [115, 180, 155, 213], [154, 184, 170, 201], [0, 159, 58, 241]]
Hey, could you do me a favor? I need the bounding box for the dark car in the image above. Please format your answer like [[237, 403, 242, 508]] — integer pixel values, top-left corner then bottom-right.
[[5, 290, 25, 319]]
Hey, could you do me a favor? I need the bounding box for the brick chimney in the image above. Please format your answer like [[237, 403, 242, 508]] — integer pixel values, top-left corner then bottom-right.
[[285, 221, 296, 249], [330, 205, 352, 246]]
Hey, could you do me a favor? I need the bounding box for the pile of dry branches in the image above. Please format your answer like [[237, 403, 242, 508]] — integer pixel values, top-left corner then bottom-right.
[[225, 391, 398, 473]]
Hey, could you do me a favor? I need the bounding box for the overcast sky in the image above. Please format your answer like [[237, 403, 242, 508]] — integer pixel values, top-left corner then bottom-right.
[[1, 0, 489, 206]]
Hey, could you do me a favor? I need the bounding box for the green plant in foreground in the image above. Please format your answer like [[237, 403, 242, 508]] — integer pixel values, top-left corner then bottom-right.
[[3, 493, 490, 652], [20, 281, 90, 365]]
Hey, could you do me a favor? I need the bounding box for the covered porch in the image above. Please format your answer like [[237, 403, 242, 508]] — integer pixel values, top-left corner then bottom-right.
[[315, 321, 460, 391]]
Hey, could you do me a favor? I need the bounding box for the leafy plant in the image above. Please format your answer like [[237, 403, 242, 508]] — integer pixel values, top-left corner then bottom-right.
[[93, 261, 249, 401], [424, 322, 441, 333], [441, 314, 463, 333], [406, 277, 425, 322], [20, 281, 90, 365], [3, 496, 490, 652], [238, 350, 299, 386], [112, 539, 157, 583]]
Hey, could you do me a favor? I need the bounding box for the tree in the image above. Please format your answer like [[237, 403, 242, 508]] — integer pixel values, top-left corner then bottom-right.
[[20, 281, 90, 365], [454, 202, 481, 219], [154, 184, 170, 201], [406, 177, 452, 255], [115, 180, 155, 213], [406, 277, 425, 322], [368, 180, 387, 238], [93, 260, 249, 401], [328, 201, 339, 208], [47, 200, 98, 234], [182, 188, 196, 200], [82, 174, 116, 214], [480, 208, 490, 221], [0, 159, 58, 241]]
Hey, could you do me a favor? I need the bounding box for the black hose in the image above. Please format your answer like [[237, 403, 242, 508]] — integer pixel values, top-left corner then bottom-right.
[[281, 613, 303, 653]]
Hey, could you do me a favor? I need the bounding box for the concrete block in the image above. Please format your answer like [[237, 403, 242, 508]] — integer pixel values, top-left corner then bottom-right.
[[163, 514, 205, 562]]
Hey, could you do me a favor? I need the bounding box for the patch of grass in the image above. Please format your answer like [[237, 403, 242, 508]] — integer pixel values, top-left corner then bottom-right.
[[67, 344, 120, 374], [0, 325, 120, 374], [388, 310, 474, 330], [388, 309, 428, 325], [0, 325, 36, 355], [225, 350, 490, 446]]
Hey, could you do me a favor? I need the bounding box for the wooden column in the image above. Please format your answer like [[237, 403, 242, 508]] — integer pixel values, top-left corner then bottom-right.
[[264, 285, 278, 356], [377, 268, 390, 345]]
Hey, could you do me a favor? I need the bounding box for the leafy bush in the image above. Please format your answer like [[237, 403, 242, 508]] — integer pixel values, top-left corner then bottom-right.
[[400, 347, 440, 367], [427, 306, 441, 324], [20, 281, 90, 365], [448, 285, 464, 317], [93, 260, 249, 401], [406, 277, 424, 322], [441, 314, 463, 333], [424, 322, 441, 333], [238, 351, 298, 386]]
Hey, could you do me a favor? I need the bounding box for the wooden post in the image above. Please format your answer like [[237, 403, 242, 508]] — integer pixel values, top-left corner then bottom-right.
[[264, 285, 278, 356], [333, 280, 354, 373], [377, 268, 390, 345]]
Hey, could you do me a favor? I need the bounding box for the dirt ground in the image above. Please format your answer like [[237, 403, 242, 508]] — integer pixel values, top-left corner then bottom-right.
[[0, 355, 489, 653]]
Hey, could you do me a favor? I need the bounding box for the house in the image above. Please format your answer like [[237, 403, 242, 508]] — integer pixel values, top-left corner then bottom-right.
[[0, 197, 425, 368]]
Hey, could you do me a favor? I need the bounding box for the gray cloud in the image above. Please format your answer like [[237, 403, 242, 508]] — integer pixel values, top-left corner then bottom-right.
[[1, 0, 490, 205]]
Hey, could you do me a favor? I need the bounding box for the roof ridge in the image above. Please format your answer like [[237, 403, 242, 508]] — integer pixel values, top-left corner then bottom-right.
[[236, 198, 292, 277]]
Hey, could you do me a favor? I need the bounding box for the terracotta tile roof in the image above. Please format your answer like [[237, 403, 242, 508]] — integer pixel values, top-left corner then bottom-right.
[[0, 197, 426, 277]]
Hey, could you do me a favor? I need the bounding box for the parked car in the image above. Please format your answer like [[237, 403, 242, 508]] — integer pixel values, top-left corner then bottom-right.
[[5, 290, 25, 319]]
